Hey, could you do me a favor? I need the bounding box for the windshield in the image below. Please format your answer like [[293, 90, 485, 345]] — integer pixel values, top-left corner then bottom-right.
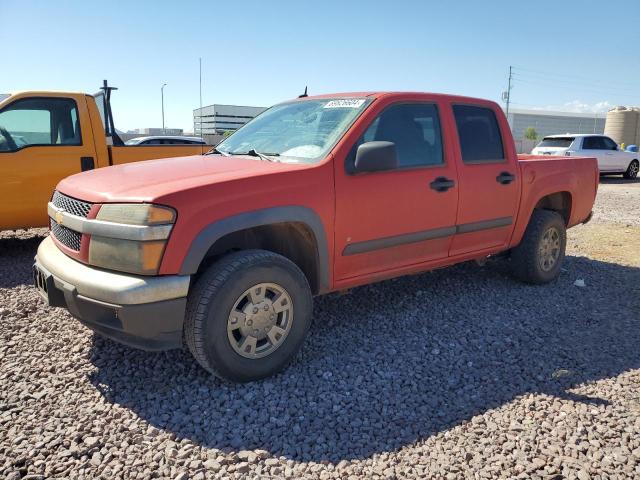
[[537, 137, 574, 148], [216, 98, 372, 163]]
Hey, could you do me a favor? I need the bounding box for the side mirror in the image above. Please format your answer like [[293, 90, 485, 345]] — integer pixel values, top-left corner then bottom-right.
[[354, 141, 398, 173]]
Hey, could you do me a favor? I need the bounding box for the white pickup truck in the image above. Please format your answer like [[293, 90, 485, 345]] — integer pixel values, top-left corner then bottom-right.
[[532, 134, 638, 179]]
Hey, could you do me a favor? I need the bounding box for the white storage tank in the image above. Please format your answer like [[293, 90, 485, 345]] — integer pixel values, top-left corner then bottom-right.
[[604, 106, 640, 146]]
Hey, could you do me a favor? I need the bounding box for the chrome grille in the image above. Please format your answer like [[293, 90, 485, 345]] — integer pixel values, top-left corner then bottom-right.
[[51, 191, 92, 218], [50, 219, 82, 251]]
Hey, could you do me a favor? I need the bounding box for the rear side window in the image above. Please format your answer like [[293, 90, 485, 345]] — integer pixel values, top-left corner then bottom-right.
[[347, 103, 444, 171], [538, 137, 574, 148], [453, 105, 504, 163], [0, 97, 81, 151], [582, 136, 606, 150]]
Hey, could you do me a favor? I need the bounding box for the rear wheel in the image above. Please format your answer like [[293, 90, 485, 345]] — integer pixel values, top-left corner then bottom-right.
[[623, 159, 639, 179], [184, 250, 313, 382], [510, 209, 566, 284]]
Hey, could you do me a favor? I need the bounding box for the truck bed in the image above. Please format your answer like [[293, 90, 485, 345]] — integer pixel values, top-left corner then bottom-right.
[[510, 154, 598, 246]]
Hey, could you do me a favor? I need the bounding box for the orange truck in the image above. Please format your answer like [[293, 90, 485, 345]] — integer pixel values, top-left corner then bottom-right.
[[0, 82, 210, 230]]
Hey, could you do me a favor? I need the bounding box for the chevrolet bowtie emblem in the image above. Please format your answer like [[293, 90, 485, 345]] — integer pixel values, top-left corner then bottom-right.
[[55, 210, 64, 225]]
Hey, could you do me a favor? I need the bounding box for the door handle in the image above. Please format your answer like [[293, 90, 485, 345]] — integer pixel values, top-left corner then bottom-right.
[[496, 172, 515, 185], [430, 177, 455, 192], [80, 157, 95, 171]]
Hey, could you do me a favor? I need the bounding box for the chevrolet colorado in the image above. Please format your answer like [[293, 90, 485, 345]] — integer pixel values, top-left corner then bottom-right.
[[34, 92, 598, 382]]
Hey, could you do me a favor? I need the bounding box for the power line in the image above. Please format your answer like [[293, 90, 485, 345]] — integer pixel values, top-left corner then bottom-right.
[[512, 66, 638, 90], [512, 77, 640, 102], [512, 72, 639, 96]]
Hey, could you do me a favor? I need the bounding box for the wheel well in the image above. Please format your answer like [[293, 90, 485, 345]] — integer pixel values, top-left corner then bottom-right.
[[534, 192, 572, 225], [197, 222, 321, 294]]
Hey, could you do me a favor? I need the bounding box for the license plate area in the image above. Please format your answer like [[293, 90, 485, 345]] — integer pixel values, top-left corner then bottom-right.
[[33, 264, 66, 307], [33, 265, 49, 297]]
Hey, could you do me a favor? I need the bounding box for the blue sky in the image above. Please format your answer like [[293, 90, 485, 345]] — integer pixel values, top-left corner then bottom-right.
[[2, 0, 639, 132]]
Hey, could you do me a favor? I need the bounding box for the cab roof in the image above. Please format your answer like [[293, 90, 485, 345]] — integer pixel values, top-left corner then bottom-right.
[[297, 91, 500, 104]]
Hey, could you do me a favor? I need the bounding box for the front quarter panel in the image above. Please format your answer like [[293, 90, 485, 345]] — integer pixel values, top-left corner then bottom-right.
[[156, 161, 335, 289]]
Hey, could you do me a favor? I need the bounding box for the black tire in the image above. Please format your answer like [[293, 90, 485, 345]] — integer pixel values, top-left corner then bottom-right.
[[623, 159, 639, 180], [184, 249, 313, 382], [510, 209, 566, 285]]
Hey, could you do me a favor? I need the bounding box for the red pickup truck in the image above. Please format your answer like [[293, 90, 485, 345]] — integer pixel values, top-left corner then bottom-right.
[[34, 92, 598, 382]]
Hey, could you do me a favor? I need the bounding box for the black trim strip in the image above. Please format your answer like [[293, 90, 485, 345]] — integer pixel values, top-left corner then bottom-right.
[[456, 216, 512, 234], [342, 216, 513, 256], [343, 226, 456, 256]]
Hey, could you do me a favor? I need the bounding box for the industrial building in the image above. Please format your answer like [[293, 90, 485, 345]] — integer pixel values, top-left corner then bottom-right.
[[193, 104, 266, 135], [506, 108, 605, 140]]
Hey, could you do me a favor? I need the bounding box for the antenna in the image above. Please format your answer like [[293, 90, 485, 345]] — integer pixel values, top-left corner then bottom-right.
[[100, 80, 123, 145], [298, 86, 308, 98]]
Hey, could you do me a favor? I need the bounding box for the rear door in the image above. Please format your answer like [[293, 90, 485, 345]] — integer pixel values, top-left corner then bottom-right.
[[333, 99, 459, 281], [448, 103, 520, 256], [0, 95, 97, 229]]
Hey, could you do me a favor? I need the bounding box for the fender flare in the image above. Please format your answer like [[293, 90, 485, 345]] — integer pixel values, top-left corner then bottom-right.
[[179, 206, 330, 291]]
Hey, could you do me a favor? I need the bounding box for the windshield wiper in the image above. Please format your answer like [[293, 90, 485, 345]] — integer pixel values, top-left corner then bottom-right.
[[204, 147, 230, 156], [238, 149, 281, 162]]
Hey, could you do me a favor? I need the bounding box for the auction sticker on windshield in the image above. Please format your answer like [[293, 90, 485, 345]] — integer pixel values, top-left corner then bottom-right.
[[323, 99, 366, 109]]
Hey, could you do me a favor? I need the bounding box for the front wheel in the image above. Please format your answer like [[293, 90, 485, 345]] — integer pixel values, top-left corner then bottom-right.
[[184, 250, 313, 382], [623, 159, 639, 180], [510, 209, 566, 284]]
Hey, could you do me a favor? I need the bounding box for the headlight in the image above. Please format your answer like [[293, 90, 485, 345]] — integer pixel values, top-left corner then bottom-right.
[[96, 204, 175, 225], [89, 203, 176, 275]]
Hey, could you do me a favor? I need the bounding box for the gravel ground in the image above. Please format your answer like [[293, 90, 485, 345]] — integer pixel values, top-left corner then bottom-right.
[[1, 180, 639, 479]]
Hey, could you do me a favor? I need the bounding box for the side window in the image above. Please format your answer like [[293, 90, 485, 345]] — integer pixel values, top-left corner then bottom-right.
[[347, 103, 444, 171], [0, 97, 81, 152], [453, 105, 505, 163], [583, 137, 606, 150], [602, 137, 618, 150], [583, 137, 597, 149]]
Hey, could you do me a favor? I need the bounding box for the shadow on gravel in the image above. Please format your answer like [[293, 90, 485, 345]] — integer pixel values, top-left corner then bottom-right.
[[0, 235, 46, 289], [87, 255, 640, 462], [599, 176, 640, 185]]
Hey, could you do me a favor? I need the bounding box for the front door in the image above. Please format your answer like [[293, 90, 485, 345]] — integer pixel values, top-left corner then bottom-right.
[[601, 136, 628, 171], [0, 96, 97, 229], [334, 100, 459, 281], [582, 136, 622, 172]]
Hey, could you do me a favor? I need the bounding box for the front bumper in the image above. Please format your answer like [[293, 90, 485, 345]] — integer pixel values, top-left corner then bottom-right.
[[34, 236, 190, 351]]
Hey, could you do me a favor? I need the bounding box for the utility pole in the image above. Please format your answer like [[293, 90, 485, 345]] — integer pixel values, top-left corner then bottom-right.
[[199, 58, 203, 139], [505, 66, 513, 117], [161, 83, 167, 134]]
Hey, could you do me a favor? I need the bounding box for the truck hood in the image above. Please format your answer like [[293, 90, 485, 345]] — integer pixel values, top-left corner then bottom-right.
[[57, 154, 311, 203]]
